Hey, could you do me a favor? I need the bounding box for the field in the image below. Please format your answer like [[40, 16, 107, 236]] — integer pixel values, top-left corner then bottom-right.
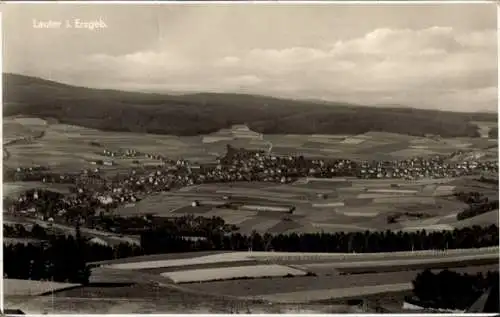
[[5, 247, 498, 313], [84, 249, 499, 308], [3, 181, 71, 199], [252, 283, 413, 303], [112, 175, 497, 234], [4, 116, 498, 173], [4, 279, 81, 296], [160, 264, 307, 283]]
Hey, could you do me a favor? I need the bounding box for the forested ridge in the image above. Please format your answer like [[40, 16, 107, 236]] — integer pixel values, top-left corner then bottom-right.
[[4, 73, 496, 137]]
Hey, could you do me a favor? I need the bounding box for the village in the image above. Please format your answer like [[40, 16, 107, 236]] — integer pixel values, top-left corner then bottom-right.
[[3, 144, 498, 238]]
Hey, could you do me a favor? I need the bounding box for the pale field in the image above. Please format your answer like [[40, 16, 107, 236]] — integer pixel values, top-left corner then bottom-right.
[[3, 279, 80, 296], [361, 131, 417, 140], [390, 149, 438, 157], [216, 188, 300, 199], [98, 247, 500, 272], [367, 189, 418, 194], [357, 193, 414, 199], [305, 177, 350, 183], [340, 211, 380, 217], [372, 196, 436, 204], [409, 145, 430, 149], [203, 208, 257, 219], [304, 139, 348, 147], [105, 253, 254, 270], [412, 178, 458, 185], [306, 253, 500, 271], [401, 224, 455, 232], [409, 138, 439, 144], [349, 180, 422, 188], [335, 205, 388, 215], [309, 134, 349, 139], [311, 202, 345, 207], [432, 185, 456, 196], [160, 264, 307, 284], [267, 186, 333, 195], [11, 117, 48, 126], [340, 138, 366, 145], [311, 222, 371, 231]]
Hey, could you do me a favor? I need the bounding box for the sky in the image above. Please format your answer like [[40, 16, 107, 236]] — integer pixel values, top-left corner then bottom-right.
[[2, 3, 498, 112]]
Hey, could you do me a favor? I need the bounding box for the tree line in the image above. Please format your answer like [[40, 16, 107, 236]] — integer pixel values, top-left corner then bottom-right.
[[478, 176, 499, 185], [409, 269, 499, 311], [4, 220, 499, 285], [3, 224, 142, 284], [140, 223, 499, 255], [454, 191, 499, 221]]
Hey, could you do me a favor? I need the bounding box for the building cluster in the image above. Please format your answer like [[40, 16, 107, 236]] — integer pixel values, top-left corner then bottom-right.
[[101, 148, 166, 161], [357, 157, 498, 180]]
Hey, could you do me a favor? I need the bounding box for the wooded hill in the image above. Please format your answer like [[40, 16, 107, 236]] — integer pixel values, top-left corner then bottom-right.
[[4, 73, 496, 137]]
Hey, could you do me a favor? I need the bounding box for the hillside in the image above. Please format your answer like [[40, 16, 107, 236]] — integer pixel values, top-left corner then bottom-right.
[[3, 73, 496, 137]]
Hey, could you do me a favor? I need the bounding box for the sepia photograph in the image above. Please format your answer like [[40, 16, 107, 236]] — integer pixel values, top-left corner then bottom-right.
[[1, 2, 499, 314]]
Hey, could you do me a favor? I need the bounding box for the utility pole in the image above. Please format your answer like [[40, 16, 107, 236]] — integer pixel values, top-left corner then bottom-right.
[[51, 275, 55, 314]]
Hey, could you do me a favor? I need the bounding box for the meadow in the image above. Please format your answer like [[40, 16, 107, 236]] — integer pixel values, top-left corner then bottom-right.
[[79, 247, 498, 309], [3, 279, 81, 296], [160, 264, 307, 283], [113, 176, 496, 235]]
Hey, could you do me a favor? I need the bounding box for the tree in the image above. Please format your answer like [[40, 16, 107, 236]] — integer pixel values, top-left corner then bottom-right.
[[488, 127, 498, 139]]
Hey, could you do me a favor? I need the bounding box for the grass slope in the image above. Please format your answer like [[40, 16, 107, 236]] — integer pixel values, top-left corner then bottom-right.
[[4, 73, 496, 137]]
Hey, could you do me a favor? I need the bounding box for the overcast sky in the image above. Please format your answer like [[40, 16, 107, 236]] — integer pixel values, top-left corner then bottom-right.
[[2, 3, 498, 112]]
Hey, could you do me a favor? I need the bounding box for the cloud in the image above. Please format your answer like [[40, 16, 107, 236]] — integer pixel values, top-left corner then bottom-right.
[[214, 56, 240, 67], [222, 75, 262, 87], [33, 26, 497, 112]]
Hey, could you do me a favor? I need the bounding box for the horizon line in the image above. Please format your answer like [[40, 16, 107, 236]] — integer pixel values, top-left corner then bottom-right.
[[3, 72, 498, 115]]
